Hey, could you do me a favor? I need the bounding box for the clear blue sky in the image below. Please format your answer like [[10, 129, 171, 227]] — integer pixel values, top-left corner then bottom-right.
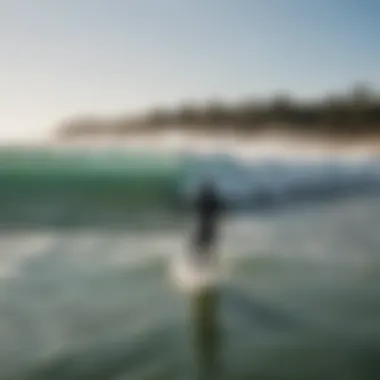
[[0, 0, 379, 140]]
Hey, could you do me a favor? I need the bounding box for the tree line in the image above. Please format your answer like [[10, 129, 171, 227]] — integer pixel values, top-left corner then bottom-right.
[[57, 84, 380, 139]]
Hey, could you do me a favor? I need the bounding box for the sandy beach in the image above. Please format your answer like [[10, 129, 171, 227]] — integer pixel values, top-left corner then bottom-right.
[[39, 130, 379, 163]]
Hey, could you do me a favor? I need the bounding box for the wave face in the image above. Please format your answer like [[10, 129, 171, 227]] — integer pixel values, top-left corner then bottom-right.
[[0, 148, 182, 228], [0, 148, 380, 228], [179, 154, 380, 209]]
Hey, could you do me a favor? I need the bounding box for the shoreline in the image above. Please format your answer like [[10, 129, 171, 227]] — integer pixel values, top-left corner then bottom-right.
[[1, 131, 380, 162]]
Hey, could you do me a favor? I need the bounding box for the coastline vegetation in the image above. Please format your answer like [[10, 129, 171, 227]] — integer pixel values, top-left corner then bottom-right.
[[57, 83, 380, 141]]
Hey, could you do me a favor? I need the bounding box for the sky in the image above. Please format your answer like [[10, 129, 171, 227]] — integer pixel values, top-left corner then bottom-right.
[[0, 0, 379, 141]]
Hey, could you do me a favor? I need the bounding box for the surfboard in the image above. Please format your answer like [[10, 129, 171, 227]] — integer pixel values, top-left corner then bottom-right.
[[171, 250, 222, 292]]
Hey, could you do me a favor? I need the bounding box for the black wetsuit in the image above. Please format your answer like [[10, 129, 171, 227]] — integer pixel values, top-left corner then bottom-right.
[[193, 185, 223, 255]]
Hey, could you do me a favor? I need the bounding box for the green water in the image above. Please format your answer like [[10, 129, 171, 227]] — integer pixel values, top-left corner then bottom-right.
[[0, 148, 184, 228], [0, 149, 379, 380]]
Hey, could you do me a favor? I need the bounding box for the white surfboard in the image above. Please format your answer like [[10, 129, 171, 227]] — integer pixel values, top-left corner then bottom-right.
[[171, 249, 224, 293]]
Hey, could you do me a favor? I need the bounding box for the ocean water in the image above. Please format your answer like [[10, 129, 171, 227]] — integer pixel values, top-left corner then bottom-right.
[[0, 148, 380, 380]]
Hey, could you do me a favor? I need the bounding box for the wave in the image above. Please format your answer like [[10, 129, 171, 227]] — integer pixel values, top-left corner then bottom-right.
[[179, 154, 380, 209], [1, 148, 380, 229]]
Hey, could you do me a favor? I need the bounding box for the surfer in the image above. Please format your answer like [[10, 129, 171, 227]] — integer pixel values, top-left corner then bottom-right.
[[192, 180, 225, 261]]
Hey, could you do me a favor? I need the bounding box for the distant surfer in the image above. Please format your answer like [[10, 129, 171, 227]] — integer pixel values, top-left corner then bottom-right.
[[192, 180, 225, 262]]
